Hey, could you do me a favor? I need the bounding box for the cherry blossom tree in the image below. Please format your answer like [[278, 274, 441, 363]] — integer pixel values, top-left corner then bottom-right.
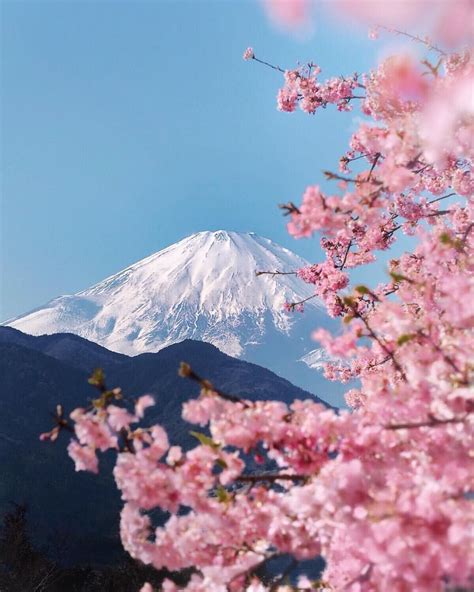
[[42, 8, 473, 592]]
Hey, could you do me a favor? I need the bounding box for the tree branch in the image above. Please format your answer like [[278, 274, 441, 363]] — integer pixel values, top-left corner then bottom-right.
[[287, 294, 318, 310], [236, 473, 306, 483], [256, 270, 297, 277], [385, 413, 470, 430], [366, 152, 381, 181], [379, 25, 447, 55], [252, 56, 285, 73]]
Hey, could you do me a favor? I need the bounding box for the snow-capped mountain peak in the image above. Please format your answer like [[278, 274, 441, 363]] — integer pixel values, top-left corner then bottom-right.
[[5, 231, 322, 357]]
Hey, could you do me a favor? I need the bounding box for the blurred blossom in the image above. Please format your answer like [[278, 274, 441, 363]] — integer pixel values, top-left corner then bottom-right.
[[263, 0, 474, 46], [262, 0, 310, 29]]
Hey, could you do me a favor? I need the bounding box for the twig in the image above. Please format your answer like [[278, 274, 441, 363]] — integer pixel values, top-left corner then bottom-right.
[[347, 306, 407, 381], [368, 355, 391, 369], [386, 413, 469, 430], [256, 270, 297, 277], [323, 170, 382, 185], [428, 192, 456, 205], [379, 25, 447, 56], [279, 201, 301, 216], [252, 56, 285, 73], [237, 473, 306, 483], [339, 240, 353, 270], [366, 153, 381, 181], [461, 222, 474, 243], [287, 294, 318, 310], [425, 210, 450, 217], [342, 153, 370, 164]]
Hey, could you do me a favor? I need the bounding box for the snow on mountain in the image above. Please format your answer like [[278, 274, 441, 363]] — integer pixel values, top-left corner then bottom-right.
[[5, 231, 323, 356], [5, 231, 350, 405], [299, 348, 333, 370]]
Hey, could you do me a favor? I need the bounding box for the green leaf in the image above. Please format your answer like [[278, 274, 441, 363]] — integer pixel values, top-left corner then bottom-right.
[[389, 271, 410, 283], [215, 458, 227, 469], [88, 368, 105, 387], [439, 232, 452, 244], [397, 333, 416, 346], [343, 296, 355, 306], [178, 362, 192, 377], [189, 431, 220, 450], [216, 485, 230, 503]]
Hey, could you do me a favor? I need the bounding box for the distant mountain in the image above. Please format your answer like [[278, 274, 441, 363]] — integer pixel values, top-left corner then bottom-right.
[[0, 327, 330, 566], [0, 325, 127, 372], [3, 231, 344, 405], [4, 231, 318, 357]]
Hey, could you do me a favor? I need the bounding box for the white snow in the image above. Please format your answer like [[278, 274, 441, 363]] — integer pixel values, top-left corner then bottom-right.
[[5, 231, 325, 357], [299, 348, 333, 370]]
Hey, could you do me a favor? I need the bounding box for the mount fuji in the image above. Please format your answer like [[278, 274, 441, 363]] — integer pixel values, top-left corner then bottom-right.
[[5, 231, 343, 404]]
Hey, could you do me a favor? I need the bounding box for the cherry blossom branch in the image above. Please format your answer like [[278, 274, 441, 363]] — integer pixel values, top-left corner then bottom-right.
[[425, 210, 450, 217], [366, 152, 381, 181], [378, 25, 447, 56], [341, 153, 370, 164], [338, 240, 353, 270], [383, 207, 453, 239], [385, 413, 470, 430], [236, 473, 307, 483], [423, 337, 465, 378], [323, 170, 382, 186], [279, 201, 301, 216], [345, 299, 407, 380], [428, 192, 456, 205], [368, 355, 391, 369], [40, 404, 74, 442], [461, 222, 474, 243], [421, 57, 443, 77], [306, 94, 366, 102], [251, 55, 285, 73], [39, 39, 472, 592], [255, 270, 297, 277], [286, 293, 318, 310]]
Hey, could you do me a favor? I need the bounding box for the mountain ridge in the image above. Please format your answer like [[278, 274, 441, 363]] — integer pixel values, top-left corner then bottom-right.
[[5, 230, 320, 357], [4, 231, 347, 405], [0, 326, 330, 565]]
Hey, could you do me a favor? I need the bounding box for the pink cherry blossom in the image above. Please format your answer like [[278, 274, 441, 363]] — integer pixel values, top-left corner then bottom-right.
[[243, 47, 254, 61], [71, 408, 118, 451], [135, 394, 155, 418], [368, 27, 379, 40], [67, 441, 98, 474], [263, 0, 309, 29], [107, 405, 137, 431], [40, 13, 474, 592]]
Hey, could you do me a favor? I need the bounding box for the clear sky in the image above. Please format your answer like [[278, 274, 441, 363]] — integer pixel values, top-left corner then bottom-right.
[[2, 0, 387, 320]]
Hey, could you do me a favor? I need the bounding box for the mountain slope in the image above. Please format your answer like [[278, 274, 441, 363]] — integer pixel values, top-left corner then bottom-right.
[[0, 328, 329, 566], [4, 231, 346, 405], [5, 231, 321, 356], [0, 325, 127, 372]]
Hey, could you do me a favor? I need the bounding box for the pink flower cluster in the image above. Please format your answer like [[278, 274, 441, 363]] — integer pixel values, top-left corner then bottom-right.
[[277, 64, 361, 114], [67, 395, 155, 474], [243, 47, 254, 61], [47, 25, 474, 592], [296, 260, 349, 317]]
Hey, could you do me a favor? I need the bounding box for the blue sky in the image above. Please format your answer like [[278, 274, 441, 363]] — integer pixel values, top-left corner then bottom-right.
[[2, 0, 386, 320]]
